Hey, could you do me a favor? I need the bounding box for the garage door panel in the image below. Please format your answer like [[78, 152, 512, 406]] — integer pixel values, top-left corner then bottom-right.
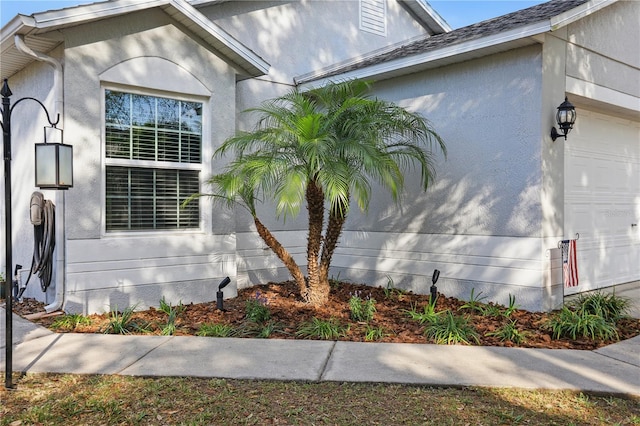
[[564, 109, 640, 294]]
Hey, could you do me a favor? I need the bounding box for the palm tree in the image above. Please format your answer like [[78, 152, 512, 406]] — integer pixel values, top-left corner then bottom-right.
[[208, 79, 446, 306]]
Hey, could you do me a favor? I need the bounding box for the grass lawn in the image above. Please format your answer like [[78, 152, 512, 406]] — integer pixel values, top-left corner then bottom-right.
[[2, 373, 639, 425]]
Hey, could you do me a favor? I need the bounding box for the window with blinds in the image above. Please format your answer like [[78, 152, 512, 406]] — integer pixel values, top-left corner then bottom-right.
[[105, 90, 202, 231]]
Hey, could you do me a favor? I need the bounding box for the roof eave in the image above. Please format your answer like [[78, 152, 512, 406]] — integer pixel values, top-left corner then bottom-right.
[[297, 20, 550, 88], [397, 0, 452, 34], [1, 0, 269, 79]]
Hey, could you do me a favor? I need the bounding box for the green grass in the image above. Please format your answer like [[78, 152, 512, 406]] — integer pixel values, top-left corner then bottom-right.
[[348, 292, 376, 322], [3, 373, 639, 425]]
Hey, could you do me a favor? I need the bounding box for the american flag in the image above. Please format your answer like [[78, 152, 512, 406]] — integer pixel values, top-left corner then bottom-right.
[[563, 239, 579, 287]]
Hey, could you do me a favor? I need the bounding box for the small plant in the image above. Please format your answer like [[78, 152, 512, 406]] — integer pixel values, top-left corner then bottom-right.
[[503, 294, 520, 317], [349, 291, 376, 322], [242, 320, 284, 338], [546, 306, 619, 341], [329, 272, 344, 289], [404, 297, 441, 324], [572, 291, 630, 322], [481, 303, 503, 317], [459, 288, 487, 313], [159, 296, 186, 316], [51, 313, 92, 331], [486, 319, 528, 344], [296, 317, 348, 340], [197, 322, 236, 337], [364, 325, 388, 341], [245, 291, 271, 323], [158, 297, 186, 336], [424, 311, 480, 345], [103, 304, 147, 335]]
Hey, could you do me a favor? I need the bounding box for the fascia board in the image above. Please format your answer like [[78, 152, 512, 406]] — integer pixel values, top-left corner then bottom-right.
[[14, 0, 268, 77], [550, 0, 616, 30], [298, 20, 550, 88], [167, 0, 269, 75]]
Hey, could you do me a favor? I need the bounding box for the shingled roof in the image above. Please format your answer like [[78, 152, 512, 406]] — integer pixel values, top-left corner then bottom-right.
[[297, 0, 590, 84]]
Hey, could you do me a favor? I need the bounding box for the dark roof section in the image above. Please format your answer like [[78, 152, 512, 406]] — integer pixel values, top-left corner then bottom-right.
[[307, 0, 588, 81]]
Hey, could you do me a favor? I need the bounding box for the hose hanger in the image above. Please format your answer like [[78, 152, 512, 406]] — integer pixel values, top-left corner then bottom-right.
[[19, 192, 56, 298]]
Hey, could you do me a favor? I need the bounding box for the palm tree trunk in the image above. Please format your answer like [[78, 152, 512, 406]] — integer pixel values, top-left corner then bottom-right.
[[253, 216, 307, 296], [305, 180, 329, 305], [320, 208, 346, 286]]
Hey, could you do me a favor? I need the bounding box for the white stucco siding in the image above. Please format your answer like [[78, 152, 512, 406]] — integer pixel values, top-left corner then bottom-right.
[[64, 234, 236, 314], [56, 11, 240, 313], [565, 0, 640, 100], [323, 46, 562, 311], [0, 50, 66, 304], [350, 46, 545, 237]]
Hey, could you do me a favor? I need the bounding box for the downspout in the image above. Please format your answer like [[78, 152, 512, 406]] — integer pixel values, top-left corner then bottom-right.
[[14, 35, 67, 313]]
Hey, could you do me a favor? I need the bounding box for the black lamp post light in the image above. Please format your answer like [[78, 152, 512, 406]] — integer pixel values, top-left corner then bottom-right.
[[550, 96, 577, 141], [1, 78, 73, 389]]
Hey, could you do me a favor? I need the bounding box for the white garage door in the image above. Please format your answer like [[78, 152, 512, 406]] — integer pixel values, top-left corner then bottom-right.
[[564, 109, 640, 295]]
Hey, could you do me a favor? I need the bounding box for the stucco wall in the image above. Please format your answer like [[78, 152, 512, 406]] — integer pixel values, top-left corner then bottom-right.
[[59, 10, 240, 313], [324, 46, 563, 311], [0, 51, 64, 304], [565, 0, 640, 100]]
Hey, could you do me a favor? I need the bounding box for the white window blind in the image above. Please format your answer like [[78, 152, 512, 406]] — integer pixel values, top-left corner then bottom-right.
[[105, 90, 202, 231], [360, 0, 387, 36]]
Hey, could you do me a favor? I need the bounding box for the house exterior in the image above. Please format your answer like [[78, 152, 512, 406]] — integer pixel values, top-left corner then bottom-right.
[[1, 0, 638, 314]]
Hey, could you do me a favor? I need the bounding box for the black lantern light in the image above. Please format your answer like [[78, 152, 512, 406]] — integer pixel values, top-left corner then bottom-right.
[[35, 126, 73, 189], [551, 97, 577, 141]]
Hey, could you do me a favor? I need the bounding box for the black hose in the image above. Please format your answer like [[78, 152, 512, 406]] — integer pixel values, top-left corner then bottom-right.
[[22, 199, 55, 296]]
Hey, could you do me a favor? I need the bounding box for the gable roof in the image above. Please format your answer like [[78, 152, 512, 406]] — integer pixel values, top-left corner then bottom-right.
[[296, 0, 614, 86], [1, 0, 269, 80]]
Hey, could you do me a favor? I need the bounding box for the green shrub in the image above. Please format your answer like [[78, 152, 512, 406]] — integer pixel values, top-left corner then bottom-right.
[[458, 288, 487, 313], [404, 297, 441, 324], [486, 320, 528, 344], [245, 291, 271, 323], [51, 313, 92, 331], [103, 304, 147, 335], [424, 311, 479, 345], [546, 306, 619, 341], [572, 291, 630, 322], [364, 325, 388, 342], [349, 291, 376, 322], [296, 317, 348, 340], [197, 322, 236, 337]]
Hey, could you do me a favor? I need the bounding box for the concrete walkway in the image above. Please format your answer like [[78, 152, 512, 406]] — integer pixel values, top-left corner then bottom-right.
[[2, 307, 639, 396]]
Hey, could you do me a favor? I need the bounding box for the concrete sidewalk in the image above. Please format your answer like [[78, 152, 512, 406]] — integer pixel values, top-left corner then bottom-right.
[[2, 307, 639, 395]]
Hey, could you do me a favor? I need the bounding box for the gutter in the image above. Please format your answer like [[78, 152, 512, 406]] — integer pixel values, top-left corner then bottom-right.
[[14, 35, 67, 313]]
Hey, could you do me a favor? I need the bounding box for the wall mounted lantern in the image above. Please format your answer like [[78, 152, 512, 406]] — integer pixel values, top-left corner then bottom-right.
[[35, 126, 73, 189], [551, 97, 577, 141]]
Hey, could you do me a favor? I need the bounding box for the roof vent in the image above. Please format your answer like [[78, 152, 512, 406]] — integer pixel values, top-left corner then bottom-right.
[[360, 0, 387, 36]]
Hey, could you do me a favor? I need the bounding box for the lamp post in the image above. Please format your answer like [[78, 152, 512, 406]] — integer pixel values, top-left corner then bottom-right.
[[1, 78, 72, 389]]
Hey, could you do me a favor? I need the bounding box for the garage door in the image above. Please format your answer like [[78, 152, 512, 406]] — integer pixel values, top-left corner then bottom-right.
[[564, 109, 640, 295]]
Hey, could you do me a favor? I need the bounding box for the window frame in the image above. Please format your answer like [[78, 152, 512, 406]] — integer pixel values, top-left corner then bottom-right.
[[101, 84, 211, 236]]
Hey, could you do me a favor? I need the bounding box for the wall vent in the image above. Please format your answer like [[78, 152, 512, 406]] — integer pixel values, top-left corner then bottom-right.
[[360, 0, 387, 36]]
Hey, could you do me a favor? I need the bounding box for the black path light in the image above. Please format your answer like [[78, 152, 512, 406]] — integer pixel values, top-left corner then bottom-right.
[[550, 97, 577, 141], [1, 78, 73, 389]]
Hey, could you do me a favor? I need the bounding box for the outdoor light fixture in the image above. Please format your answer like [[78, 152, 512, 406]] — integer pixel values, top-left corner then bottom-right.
[[217, 276, 231, 311], [550, 97, 577, 141], [35, 126, 73, 189]]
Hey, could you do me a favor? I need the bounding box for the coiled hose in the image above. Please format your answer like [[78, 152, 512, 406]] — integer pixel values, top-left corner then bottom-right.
[[18, 193, 55, 298]]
